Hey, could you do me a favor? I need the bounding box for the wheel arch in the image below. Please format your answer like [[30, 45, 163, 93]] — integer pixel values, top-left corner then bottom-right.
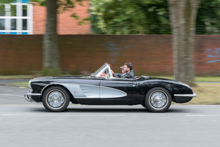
[[41, 84, 77, 103], [143, 86, 174, 104]]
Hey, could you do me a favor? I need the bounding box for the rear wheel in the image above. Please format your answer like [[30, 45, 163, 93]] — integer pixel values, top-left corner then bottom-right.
[[42, 86, 70, 112], [145, 87, 171, 112]]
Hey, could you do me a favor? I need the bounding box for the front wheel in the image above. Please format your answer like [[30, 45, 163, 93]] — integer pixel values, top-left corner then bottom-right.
[[145, 87, 172, 112], [42, 86, 70, 112]]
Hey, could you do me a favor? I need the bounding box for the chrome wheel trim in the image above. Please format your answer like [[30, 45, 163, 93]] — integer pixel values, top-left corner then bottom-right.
[[47, 90, 65, 108], [149, 90, 168, 109]]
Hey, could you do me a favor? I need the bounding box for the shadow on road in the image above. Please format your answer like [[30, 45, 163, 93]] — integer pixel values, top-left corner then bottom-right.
[[29, 107, 193, 113]]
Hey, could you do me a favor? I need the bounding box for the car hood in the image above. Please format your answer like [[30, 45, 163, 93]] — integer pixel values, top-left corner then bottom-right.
[[32, 76, 90, 81], [149, 77, 176, 82]]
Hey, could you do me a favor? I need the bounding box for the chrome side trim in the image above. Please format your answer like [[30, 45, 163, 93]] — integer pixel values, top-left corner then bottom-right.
[[174, 93, 197, 97], [26, 93, 41, 96]]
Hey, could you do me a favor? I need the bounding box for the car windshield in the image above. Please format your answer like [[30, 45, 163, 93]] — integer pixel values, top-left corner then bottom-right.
[[99, 67, 110, 78], [93, 63, 108, 76]]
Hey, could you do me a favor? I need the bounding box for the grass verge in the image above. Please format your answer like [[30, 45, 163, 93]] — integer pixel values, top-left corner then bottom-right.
[[8, 82, 29, 88], [187, 83, 220, 105], [155, 76, 220, 82], [0, 75, 34, 80]]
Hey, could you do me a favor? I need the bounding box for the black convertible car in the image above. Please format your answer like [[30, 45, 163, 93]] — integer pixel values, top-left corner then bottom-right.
[[24, 63, 196, 112]]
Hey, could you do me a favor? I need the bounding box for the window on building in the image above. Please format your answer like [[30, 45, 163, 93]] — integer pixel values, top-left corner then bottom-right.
[[22, 5, 27, 16], [11, 19, 16, 30], [0, 0, 32, 35], [0, 19, 5, 30]]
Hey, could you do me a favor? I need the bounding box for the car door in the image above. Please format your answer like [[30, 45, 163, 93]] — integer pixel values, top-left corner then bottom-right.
[[100, 78, 137, 101]]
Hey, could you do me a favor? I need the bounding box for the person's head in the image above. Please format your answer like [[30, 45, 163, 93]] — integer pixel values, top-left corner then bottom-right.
[[124, 62, 133, 72]]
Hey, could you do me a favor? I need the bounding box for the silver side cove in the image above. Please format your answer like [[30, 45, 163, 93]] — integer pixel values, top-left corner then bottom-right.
[[63, 84, 100, 98], [100, 86, 127, 98], [41, 83, 127, 99]]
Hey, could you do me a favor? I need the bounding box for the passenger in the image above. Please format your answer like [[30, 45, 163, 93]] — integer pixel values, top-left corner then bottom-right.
[[112, 62, 135, 79]]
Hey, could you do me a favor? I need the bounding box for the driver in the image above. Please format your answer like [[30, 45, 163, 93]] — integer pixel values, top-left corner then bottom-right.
[[112, 62, 135, 79]]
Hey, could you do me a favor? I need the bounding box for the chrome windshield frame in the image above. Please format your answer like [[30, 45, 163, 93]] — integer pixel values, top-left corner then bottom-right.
[[94, 63, 113, 79]]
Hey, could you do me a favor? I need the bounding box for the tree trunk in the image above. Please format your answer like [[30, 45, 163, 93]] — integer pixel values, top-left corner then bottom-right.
[[43, 0, 60, 75], [168, 0, 199, 86]]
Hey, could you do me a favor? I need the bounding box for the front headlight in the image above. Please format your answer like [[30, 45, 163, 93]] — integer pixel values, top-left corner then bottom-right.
[[28, 80, 32, 88]]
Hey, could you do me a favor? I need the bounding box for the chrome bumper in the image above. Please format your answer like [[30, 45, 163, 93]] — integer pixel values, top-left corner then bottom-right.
[[24, 93, 33, 102], [24, 89, 41, 102], [174, 93, 197, 97]]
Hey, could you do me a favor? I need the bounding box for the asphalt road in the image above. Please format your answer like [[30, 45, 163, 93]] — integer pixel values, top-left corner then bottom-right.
[[0, 86, 220, 147]]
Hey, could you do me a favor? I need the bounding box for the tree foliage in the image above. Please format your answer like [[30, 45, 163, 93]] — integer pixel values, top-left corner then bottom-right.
[[32, 0, 87, 23], [32, 0, 84, 11], [0, 0, 18, 14], [0, 0, 14, 3], [91, 0, 220, 35], [196, 0, 220, 34], [91, 0, 170, 34]]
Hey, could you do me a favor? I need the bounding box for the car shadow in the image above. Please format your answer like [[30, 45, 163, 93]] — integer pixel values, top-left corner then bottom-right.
[[30, 106, 193, 113]]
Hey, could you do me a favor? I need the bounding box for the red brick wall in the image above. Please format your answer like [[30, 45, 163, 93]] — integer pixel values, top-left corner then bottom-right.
[[0, 35, 219, 75], [33, 2, 90, 34], [194, 36, 220, 75]]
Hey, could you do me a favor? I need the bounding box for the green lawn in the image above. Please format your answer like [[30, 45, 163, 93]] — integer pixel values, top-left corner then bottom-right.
[[155, 76, 220, 82], [8, 82, 29, 88], [189, 83, 220, 105], [0, 75, 34, 80]]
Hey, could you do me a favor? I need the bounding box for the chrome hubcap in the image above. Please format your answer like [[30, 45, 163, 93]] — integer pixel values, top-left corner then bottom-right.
[[48, 91, 65, 108], [150, 91, 167, 108]]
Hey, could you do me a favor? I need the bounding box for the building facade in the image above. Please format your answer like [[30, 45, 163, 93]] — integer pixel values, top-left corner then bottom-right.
[[0, 0, 90, 35]]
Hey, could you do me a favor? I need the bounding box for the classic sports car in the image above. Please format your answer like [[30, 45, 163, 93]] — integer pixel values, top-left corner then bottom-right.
[[24, 63, 196, 112]]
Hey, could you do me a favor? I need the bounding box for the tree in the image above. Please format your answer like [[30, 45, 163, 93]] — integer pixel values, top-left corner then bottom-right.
[[168, 0, 200, 85], [32, 0, 85, 76], [42, 0, 59, 75]]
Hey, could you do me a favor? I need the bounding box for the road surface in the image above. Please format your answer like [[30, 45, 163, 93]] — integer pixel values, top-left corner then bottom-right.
[[0, 86, 219, 147]]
